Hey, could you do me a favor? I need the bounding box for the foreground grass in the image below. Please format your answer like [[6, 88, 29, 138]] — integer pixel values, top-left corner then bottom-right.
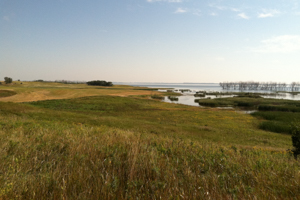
[[1, 114, 299, 199], [0, 82, 298, 199]]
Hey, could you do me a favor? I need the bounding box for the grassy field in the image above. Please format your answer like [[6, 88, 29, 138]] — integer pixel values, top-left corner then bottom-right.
[[0, 82, 299, 199], [0, 81, 175, 102]]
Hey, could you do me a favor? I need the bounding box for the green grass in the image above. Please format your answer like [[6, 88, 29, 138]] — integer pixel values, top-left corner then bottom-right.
[[19, 96, 290, 148], [258, 104, 300, 112], [0, 82, 298, 199], [251, 112, 300, 134], [150, 94, 164, 100], [0, 113, 299, 199]]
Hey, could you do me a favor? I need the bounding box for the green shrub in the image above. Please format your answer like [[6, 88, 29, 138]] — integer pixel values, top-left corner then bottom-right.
[[290, 122, 300, 157]]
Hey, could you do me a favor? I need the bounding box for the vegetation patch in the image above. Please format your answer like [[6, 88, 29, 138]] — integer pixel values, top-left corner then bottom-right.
[[0, 90, 17, 98], [151, 94, 164, 100], [168, 96, 178, 101], [194, 93, 206, 97], [258, 105, 300, 112]]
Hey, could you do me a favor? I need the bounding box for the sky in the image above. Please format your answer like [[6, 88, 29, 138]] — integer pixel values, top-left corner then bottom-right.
[[1, 0, 300, 83]]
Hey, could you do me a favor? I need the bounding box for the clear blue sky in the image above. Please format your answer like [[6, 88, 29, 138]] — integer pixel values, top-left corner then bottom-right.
[[1, 0, 300, 83]]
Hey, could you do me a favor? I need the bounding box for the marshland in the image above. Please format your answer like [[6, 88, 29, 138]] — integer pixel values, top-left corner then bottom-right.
[[0, 81, 300, 199]]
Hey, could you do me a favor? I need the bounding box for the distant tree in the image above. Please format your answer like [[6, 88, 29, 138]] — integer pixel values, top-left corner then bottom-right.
[[86, 80, 113, 86], [291, 82, 297, 92], [4, 77, 12, 84]]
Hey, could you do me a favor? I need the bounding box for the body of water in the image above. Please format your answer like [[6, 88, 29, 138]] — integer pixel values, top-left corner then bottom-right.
[[115, 82, 222, 92], [115, 82, 300, 107]]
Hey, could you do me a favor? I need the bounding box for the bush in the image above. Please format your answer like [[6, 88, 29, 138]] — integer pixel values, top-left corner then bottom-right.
[[290, 122, 300, 158], [86, 80, 113, 86]]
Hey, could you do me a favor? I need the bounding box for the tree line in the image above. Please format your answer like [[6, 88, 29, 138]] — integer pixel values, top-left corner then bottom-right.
[[220, 81, 300, 91], [54, 80, 87, 84], [86, 80, 113, 86], [2, 77, 13, 84], [2, 77, 113, 87]]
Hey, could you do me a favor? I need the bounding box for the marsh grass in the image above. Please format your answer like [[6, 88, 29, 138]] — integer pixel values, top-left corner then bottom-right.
[[0, 82, 298, 199], [151, 94, 164, 100], [197, 97, 300, 134], [168, 96, 179, 101], [0, 115, 299, 199], [18, 96, 291, 148], [194, 93, 206, 97], [259, 105, 300, 112]]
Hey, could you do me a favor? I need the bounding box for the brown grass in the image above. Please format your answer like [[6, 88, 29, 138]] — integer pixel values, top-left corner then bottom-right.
[[0, 82, 161, 103]]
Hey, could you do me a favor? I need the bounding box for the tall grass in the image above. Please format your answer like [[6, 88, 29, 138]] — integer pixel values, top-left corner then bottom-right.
[[258, 105, 300, 112], [0, 115, 299, 199], [252, 112, 300, 134]]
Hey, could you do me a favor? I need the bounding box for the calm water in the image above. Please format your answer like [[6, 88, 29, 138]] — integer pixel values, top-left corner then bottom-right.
[[115, 82, 222, 92], [115, 82, 300, 107]]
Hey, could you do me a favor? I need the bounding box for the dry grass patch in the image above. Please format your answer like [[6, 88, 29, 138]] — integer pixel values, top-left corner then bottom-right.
[[0, 82, 162, 103]]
